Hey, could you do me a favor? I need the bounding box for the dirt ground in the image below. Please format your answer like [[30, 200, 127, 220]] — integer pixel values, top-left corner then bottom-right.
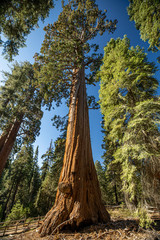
[[2, 208, 160, 240]]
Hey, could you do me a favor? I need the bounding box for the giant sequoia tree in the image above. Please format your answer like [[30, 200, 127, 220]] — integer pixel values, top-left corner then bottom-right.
[[34, 0, 117, 236], [0, 62, 42, 176]]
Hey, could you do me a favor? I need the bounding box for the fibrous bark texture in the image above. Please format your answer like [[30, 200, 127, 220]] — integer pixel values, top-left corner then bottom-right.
[[0, 118, 22, 176], [39, 66, 110, 237]]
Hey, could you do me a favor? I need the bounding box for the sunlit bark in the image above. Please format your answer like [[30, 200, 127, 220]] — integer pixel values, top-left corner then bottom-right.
[[0, 117, 22, 176], [39, 65, 110, 237]]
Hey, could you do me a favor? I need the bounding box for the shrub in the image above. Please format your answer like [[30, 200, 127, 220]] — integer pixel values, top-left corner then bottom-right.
[[5, 201, 30, 223]]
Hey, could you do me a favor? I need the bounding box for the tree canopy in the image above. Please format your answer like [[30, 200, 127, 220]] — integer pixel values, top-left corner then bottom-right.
[[99, 36, 160, 217], [34, 0, 117, 108], [0, 61, 43, 175], [0, 61, 43, 143]]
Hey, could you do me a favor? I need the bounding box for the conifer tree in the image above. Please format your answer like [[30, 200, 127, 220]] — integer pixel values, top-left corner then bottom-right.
[[128, 0, 160, 61], [0, 0, 54, 61], [34, 0, 117, 235], [35, 137, 65, 216], [101, 123, 122, 205], [99, 36, 160, 210], [0, 143, 33, 219], [0, 143, 41, 220], [0, 154, 13, 220], [0, 62, 43, 176], [95, 160, 108, 204], [40, 140, 54, 181], [27, 146, 41, 215]]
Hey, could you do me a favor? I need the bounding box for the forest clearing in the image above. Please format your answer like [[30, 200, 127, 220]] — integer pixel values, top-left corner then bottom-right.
[[0, 0, 160, 240]]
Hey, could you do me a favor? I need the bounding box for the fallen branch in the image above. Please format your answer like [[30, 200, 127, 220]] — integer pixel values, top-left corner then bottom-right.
[[95, 230, 114, 239], [49, 217, 75, 239]]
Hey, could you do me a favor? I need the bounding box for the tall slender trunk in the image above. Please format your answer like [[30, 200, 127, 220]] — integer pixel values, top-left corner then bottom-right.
[[39, 65, 110, 237], [6, 180, 20, 217], [1, 182, 14, 221], [0, 117, 23, 176], [114, 184, 119, 205]]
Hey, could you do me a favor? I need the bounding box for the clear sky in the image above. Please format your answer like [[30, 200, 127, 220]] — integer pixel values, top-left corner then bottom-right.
[[0, 0, 159, 166]]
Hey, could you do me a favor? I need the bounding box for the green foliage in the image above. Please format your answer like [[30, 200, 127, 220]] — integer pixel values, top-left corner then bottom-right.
[[40, 140, 54, 181], [35, 173, 56, 216], [0, 120, 65, 219], [95, 159, 122, 205], [0, 61, 43, 144], [135, 206, 153, 229], [0, 0, 54, 61], [101, 122, 123, 205], [14, 145, 40, 216], [34, 0, 117, 109], [0, 143, 41, 220], [95, 160, 109, 204], [99, 36, 160, 208], [128, 0, 160, 60], [35, 137, 65, 215], [5, 200, 29, 223]]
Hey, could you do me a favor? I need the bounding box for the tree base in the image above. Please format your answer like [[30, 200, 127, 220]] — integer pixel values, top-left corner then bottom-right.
[[39, 193, 110, 237]]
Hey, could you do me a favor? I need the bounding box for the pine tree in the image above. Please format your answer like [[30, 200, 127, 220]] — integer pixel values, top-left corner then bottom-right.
[[128, 0, 160, 60], [0, 0, 54, 61], [35, 141, 55, 215], [0, 143, 41, 220], [34, 0, 117, 235], [99, 36, 160, 210], [0, 61, 43, 176], [101, 121, 122, 205], [5, 200, 28, 223], [27, 146, 41, 215], [0, 143, 33, 220], [41, 140, 54, 181], [95, 160, 108, 204], [35, 137, 65, 216], [0, 154, 13, 221]]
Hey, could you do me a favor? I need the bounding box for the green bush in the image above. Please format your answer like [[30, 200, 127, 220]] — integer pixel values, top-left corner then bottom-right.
[[5, 201, 30, 223], [135, 207, 153, 229]]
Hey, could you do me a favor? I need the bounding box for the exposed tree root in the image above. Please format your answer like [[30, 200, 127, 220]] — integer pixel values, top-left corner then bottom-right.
[[39, 196, 110, 237]]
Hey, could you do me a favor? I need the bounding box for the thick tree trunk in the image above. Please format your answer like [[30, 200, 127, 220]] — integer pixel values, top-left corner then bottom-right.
[[39, 66, 110, 237], [0, 118, 22, 176]]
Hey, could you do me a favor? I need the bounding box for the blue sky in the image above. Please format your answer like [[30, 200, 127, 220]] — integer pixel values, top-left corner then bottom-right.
[[0, 0, 159, 166]]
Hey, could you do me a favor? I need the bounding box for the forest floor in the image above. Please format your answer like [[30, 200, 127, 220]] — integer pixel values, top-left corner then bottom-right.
[[2, 207, 160, 240]]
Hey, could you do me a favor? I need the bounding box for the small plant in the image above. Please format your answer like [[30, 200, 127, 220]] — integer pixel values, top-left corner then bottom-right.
[[135, 207, 153, 229]]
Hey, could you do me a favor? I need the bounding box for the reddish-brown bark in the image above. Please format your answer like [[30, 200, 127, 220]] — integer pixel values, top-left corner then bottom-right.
[[0, 118, 22, 176], [39, 66, 110, 237]]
